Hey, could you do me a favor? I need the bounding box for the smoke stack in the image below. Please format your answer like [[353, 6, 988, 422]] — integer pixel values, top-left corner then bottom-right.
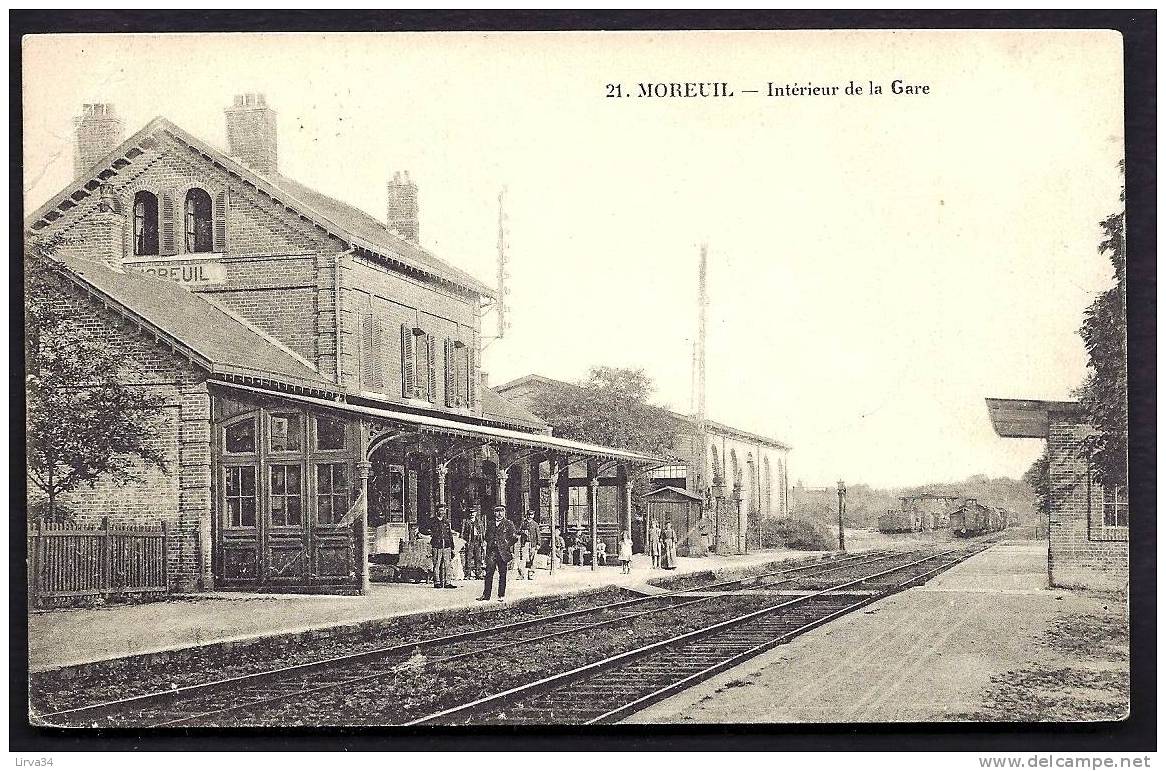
[[224, 93, 278, 175], [74, 103, 124, 176], [386, 171, 420, 243]]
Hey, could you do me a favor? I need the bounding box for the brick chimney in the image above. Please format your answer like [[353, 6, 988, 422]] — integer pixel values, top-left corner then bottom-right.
[[224, 93, 278, 175], [386, 171, 420, 243], [74, 103, 124, 176]]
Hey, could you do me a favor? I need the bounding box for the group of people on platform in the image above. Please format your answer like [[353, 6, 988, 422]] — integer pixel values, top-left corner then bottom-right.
[[424, 504, 543, 602], [418, 506, 691, 601], [647, 518, 680, 570]]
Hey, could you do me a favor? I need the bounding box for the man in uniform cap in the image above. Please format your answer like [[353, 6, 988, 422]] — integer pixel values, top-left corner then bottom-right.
[[479, 504, 519, 603], [430, 504, 456, 589]]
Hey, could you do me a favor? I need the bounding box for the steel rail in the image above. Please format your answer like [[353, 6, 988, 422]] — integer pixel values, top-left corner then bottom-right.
[[407, 542, 992, 725], [38, 547, 899, 724]]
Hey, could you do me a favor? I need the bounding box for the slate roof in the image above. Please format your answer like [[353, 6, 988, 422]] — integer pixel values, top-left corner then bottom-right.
[[58, 254, 339, 393], [27, 117, 494, 298], [479, 387, 550, 433]]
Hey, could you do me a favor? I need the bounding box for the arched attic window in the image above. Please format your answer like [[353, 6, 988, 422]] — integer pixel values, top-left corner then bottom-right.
[[133, 191, 159, 256], [184, 188, 214, 253]]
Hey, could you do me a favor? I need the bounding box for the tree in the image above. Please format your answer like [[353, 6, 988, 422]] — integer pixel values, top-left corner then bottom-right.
[[526, 366, 677, 457], [1023, 448, 1051, 520], [1075, 160, 1127, 490], [25, 234, 168, 522]]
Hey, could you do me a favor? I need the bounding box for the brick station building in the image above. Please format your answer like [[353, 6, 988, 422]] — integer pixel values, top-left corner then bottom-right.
[[25, 96, 660, 594], [985, 398, 1128, 590]]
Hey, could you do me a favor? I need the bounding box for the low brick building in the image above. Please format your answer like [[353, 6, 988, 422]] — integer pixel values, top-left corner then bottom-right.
[[495, 374, 791, 555], [986, 398, 1128, 590], [26, 96, 659, 594]]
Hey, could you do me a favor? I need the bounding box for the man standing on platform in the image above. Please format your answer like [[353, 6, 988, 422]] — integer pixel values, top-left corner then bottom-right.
[[479, 505, 519, 603], [518, 509, 540, 580], [430, 505, 456, 589], [461, 505, 485, 580]]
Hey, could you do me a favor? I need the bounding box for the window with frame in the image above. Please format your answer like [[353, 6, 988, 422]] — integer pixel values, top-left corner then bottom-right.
[[568, 486, 589, 527], [651, 465, 688, 481], [317, 463, 351, 525], [1089, 475, 1129, 542], [445, 339, 472, 407], [184, 188, 214, 253], [401, 325, 436, 402], [315, 416, 347, 451], [269, 464, 303, 527], [133, 191, 159, 256], [269, 412, 302, 453], [224, 466, 257, 527], [225, 418, 257, 454]]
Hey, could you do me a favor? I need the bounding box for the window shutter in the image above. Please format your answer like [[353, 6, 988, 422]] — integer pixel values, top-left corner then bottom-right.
[[444, 338, 456, 407], [213, 190, 228, 253], [426, 335, 437, 403], [401, 323, 416, 399], [361, 314, 384, 392], [160, 192, 176, 255], [457, 343, 470, 407]]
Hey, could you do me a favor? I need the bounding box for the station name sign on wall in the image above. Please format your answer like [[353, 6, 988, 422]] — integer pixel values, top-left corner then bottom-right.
[[127, 260, 228, 286]]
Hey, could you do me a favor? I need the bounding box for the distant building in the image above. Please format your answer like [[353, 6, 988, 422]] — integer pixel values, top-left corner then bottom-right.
[[986, 398, 1128, 590], [495, 374, 791, 554]]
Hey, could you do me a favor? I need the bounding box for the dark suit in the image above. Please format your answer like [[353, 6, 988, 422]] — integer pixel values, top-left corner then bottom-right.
[[483, 516, 519, 599], [430, 519, 454, 587]]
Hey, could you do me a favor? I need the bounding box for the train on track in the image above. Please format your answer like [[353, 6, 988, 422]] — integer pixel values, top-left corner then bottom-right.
[[949, 499, 1017, 537], [878, 494, 1017, 537]]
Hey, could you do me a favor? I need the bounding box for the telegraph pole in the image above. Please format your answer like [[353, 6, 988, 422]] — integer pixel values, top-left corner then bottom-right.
[[695, 243, 708, 491], [837, 479, 847, 552], [496, 187, 509, 339]]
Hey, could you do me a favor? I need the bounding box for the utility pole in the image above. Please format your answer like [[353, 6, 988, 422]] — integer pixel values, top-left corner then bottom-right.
[[837, 479, 847, 552], [695, 243, 708, 495], [496, 187, 509, 339]]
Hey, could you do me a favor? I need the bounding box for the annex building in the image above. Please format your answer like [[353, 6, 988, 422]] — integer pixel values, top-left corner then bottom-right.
[[26, 97, 660, 594], [986, 398, 1128, 590], [495, 374, 791, 555]]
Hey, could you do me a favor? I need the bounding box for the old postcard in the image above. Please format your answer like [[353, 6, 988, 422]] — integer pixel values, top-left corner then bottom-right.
[[20, 28, 1131, 739]]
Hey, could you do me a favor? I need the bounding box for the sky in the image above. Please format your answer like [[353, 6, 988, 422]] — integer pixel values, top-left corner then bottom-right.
[[22, 31, 1124, 488]]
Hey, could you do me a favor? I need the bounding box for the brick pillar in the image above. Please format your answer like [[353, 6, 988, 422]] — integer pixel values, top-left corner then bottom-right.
[[178, 378, 212, 591]]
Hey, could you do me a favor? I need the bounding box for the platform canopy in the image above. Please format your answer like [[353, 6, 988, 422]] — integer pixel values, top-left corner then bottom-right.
[[984, 398, 1082, 439], [214, 379, 665, 465]]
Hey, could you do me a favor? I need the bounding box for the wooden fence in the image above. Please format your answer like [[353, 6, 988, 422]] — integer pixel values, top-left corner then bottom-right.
[[28, 518, 168, 607]]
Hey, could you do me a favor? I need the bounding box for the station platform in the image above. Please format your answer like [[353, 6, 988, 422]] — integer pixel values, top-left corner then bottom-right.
[[28, 546, 843, 673], [626, 539, 1129, 723]]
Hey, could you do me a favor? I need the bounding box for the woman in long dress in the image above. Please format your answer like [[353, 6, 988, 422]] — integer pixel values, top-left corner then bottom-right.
[[661, 521, 678, 570], [648, 519, 663, 569]]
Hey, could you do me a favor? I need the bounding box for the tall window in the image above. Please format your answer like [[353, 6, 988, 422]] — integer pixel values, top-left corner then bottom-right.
[[269, 464, 303, 527], [445, 339, 472, 407], [568, 487, 589, 527], [1089, 473, 1129, 542], [317, 463, 350, 525], [225, 466, 257, 527], [133, 191, 159, 256], [184, 188, 214, 252], [401, 325, 436, 402]]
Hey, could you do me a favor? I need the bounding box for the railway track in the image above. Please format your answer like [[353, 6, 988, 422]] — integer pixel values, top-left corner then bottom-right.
[[411, 541, 996, 725], [34, 541, 992, 727], [36, 548, 897, 726]]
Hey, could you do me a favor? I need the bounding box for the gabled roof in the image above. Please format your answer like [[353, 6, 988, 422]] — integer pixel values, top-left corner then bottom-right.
[[26, 117, 494, 299], [644, 486, 705, 501], [57, 254, 340, 394], [494, 373, 792, 451]]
